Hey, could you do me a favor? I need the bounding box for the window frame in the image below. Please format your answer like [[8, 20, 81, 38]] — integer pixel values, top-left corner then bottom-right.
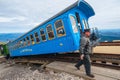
[[54, 19, 66, 37], [20, 40, 24, 48], [30, 34, 35, 45], [34, 32, 40, 43], [15, 42, 17, 49], [85, 19, 89, 29], [17, 41, 19, 48], [40, 28, 47, 41], [26, 36, 31, 46], [75, 12, 82, 30], [82, 19, 89, 29], [23, 38, 27, 47], [46, 24, 55, 40]]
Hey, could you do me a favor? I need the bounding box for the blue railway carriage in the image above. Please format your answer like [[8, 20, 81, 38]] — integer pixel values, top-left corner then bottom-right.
[[7, 0, 95, 57]]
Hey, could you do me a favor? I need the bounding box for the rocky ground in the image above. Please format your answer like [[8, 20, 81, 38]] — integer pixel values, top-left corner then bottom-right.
[[0, 62, 84, 80]]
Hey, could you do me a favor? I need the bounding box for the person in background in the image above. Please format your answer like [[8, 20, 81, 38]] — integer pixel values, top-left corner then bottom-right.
[[1, 46, 3, 54], [75, 29, 97, 78]]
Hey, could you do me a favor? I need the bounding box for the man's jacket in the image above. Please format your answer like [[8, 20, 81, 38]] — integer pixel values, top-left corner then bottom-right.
[[80, 35, 92, 55]]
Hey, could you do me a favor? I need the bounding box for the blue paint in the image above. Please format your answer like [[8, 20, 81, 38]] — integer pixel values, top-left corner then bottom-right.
[[7, 0, 95, 57]]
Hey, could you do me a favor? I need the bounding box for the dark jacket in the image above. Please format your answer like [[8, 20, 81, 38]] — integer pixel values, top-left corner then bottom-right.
[[80, 35, 92, 55]]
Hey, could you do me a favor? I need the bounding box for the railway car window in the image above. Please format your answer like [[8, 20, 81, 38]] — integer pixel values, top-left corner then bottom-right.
[[69, 15, 78, 33], [20, 40, 23, 47], [46, 25, 54, 40], [82, 19, 89, 29], [9, 46, 11, 50], [26, 37, 31, 46], [18, 41, 20, 48], [85, 20, 89, 29], [40, 29, 46, 41], [12, 44, 14, 50], [15, 42, 18, 49], [54, 20, 65, 37], [13, 45, 15, 50], [15, 42, 17, 49], [12, 45, 14, 50], [15, 43, 17, 49], [12, 46, 13, 50], [19, 41, 21, 48], [23, 38, 26, 46], [75, 12, 82, 30], [34, 32, 40, 43], [30, 34, 35, 45]]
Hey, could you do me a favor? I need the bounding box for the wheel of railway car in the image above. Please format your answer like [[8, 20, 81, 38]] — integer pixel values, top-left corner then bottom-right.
[[92, 60, 96, 62], [101, 61, 106, 64], [112, 63, 119, 65]]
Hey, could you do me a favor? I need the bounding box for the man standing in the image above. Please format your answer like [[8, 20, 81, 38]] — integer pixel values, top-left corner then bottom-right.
[[75, 29, 95, 78], [0, 45, 3, 55]]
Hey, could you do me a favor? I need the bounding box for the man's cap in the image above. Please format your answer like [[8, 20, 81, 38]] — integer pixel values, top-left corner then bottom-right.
[[84, 29, 90, 32]]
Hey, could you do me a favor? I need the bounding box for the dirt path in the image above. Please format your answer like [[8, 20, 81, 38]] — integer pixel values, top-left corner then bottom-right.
[[0, 62, 82, 80]]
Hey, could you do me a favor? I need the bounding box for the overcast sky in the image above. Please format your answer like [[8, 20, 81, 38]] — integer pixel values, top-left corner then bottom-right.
[[0, 0, 120, 33]]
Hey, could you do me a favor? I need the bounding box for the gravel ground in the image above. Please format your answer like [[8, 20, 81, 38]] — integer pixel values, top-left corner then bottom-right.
[[0, 63, 84, 80]]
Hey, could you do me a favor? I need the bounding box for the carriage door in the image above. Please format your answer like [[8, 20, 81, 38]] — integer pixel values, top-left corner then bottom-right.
[[75, 12, 82, 33]]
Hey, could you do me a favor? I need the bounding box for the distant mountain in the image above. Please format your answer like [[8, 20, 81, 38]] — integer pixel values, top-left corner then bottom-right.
[[0, 33, 23, 42], [0, 29, 120, 43], [99, 29, 120, 42]]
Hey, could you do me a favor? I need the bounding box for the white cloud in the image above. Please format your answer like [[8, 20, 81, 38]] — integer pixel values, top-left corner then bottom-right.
[[0, 16, 26, 23], [26, 22, 40, 27], [0, 0, 77, 33], [86, 0, 120, 29], [0, 0, 120, 33], [0, 17, 13, 22]]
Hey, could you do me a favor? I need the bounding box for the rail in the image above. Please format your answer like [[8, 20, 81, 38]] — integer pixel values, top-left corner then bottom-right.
[[99, 42, 120, 46]]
